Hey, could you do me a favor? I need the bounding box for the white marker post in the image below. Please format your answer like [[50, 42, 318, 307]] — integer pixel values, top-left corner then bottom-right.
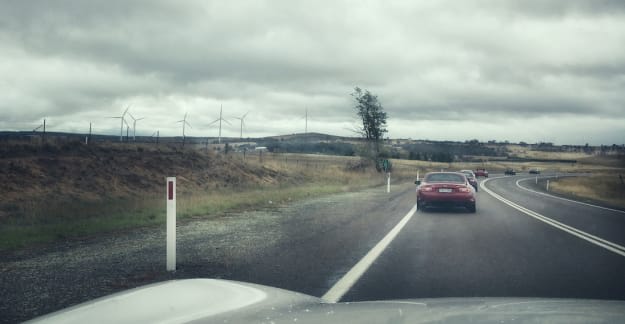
[[387, 172, 391, 193], [417, 170, 420, 181], [546, 180, 550, 191], [166, 177, 176, 271]]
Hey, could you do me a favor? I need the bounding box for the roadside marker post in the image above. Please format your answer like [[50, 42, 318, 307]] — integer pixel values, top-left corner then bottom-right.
[[546, 180, 550, 191], [387, 172, 391, 193], [166, 177, 176, 271]]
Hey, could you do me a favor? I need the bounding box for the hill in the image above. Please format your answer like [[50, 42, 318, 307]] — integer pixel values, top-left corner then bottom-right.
[[0, 141, 295, 220]]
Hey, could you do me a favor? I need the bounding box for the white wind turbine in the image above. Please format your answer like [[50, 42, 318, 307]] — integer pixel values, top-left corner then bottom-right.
[[127, 112, 145, 142], [208, 104, 231, 144], [304, 107, 308, 134], [232, 111, 249, 140], [109, 105, 130, 142], [177, 113, 192, 146]]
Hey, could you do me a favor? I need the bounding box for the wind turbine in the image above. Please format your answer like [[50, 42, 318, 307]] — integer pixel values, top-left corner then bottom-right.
[[208, 104, 231, 144], [304, 107, 308, 134], [109, 106, 130, 142], [232, 111, 249, 140], [177, 113, 192, 146], [151, 130, 160, 144], [127, 112, 145, 142]]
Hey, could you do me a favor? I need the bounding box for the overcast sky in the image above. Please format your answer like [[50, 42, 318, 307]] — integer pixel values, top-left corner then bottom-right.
[[1, 0, 624, 145]]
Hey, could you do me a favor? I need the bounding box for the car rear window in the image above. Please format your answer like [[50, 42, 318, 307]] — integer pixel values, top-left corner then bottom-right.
[[425, 173, 465, 183]]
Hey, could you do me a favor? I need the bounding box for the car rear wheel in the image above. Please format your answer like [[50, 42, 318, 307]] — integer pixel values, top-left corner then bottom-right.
[[467, 203, 476, 213]]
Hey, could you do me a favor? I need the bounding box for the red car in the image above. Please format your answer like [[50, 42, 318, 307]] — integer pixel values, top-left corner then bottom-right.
[[474, 168, 489, 177], [416, 172, 476, 213]]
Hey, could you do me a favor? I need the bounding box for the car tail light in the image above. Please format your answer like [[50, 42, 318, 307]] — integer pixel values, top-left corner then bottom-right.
[[420, 186, 433, 192], [458, 186, 471, 192]]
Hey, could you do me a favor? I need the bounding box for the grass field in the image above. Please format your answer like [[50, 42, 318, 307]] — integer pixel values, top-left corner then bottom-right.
[[549, 172, 625, 209]]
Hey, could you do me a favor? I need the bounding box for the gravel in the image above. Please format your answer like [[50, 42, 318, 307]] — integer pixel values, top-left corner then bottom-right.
[[0, 183, 415, 323]]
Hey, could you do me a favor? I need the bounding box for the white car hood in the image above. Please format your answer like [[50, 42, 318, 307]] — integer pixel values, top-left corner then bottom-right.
[[27, 279, 625, 324]]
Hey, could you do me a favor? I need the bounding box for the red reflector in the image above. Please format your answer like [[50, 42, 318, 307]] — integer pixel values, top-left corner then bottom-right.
[[168, 181, 174, 200]]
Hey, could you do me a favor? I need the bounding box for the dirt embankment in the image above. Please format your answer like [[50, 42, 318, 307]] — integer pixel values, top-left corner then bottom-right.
[[0, 142, 293, 219]]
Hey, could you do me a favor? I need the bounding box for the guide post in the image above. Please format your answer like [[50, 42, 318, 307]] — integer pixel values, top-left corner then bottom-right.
[[166, 177, 176, 271]]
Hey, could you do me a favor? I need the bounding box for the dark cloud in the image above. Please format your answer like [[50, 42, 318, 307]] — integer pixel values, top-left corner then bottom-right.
[[0, 0, 624, 144]]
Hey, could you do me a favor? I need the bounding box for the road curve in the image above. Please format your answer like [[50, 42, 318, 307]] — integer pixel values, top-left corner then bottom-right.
[[336, 175, 625, 302]]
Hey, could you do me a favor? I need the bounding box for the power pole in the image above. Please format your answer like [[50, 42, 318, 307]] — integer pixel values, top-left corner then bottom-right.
[[42, 119, 46, 143]]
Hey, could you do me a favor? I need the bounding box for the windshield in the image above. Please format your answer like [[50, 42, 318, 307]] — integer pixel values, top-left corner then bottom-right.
[[2, 1, 625, 323], [425, 173, 466, 183]]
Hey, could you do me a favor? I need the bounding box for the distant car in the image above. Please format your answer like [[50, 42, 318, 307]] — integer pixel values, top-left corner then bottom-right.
[[474, 168, 489, 178], [459, 169, 478, 192], [504, 168, 516, 175], [416, 172, 476, 213], [529, 168, 541, 174]]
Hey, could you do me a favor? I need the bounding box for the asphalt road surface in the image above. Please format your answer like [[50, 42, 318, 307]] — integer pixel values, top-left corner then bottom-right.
[[3, 174, 625, 322], [338, 174, 625, 302]]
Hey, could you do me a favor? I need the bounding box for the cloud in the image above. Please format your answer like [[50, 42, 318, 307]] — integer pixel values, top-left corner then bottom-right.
[[0, 0, 624, 144]]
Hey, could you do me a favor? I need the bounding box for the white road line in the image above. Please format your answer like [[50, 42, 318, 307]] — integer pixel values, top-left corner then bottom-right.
[[516, 177, 625, 214], [322, 205, 417, 303], [481, 178, 625, 257]]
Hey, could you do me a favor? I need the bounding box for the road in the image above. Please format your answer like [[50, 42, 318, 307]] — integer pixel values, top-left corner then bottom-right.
[[337, 174, 625, 302], [3, 174, 625, 322]]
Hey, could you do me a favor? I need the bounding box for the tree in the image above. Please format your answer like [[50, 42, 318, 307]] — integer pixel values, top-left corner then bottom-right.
[[352, 87, 388, 160]]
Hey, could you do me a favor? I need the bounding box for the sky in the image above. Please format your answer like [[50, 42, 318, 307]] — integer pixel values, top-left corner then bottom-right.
[[1, 0, 624, 145]]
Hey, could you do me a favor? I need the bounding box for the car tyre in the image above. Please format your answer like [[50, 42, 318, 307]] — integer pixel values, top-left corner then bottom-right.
[[467, 203, 476, 213], [417, 201, 426, 212]]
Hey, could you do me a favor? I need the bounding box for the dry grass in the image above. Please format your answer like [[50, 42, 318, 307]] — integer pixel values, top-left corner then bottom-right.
[[549, 173, 625, 209], [506, 145, 592, 160], [0, 149, 388, 250]]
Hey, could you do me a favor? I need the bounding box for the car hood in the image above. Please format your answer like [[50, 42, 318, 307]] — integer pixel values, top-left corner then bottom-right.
[[26, 279, 625, 324]]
